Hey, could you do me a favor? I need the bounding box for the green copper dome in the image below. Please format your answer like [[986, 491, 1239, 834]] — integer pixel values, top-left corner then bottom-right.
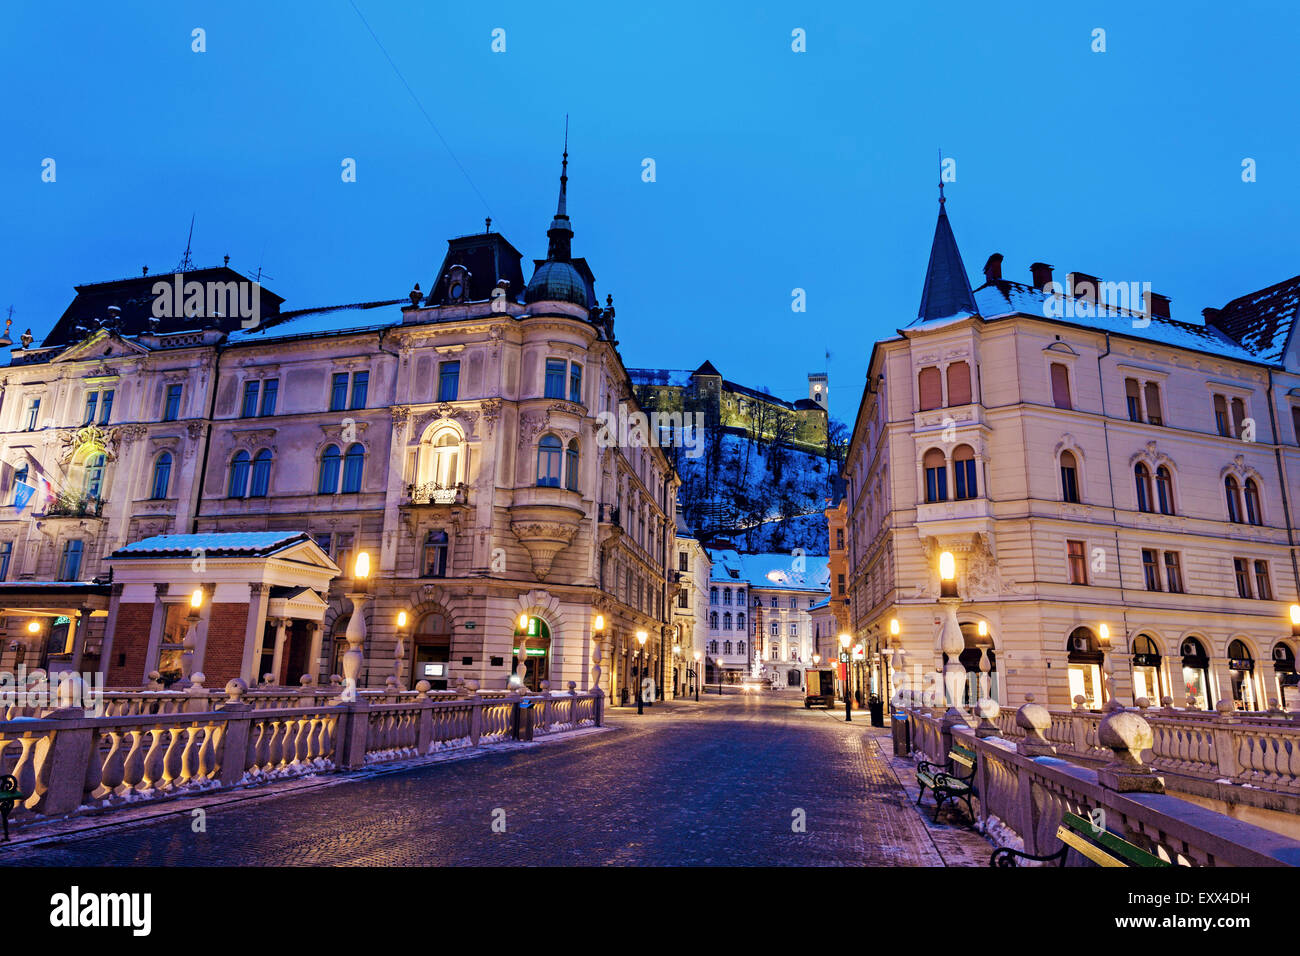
[[524, 259, 590, 308]]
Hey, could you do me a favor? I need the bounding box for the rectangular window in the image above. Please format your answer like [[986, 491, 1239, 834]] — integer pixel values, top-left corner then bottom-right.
[[0, 541, 11, 581], [1234, 558, 1252, 599], [350, 371, 368, 410], [1144, 382, 1163, 426], [99, 389, 114, 424], [84, 392, 98, 425], [1142, 549, 1161, 591], [1067, 540, 1088, 585], [569, 363, 583, 404], [438, 361, 460, 402], [259, 379, 278, 416], [1050, 363, 1072, 410], [925, 465, 948, 503], [24, 398, 39, 431], [241, 380, 260, 418], [678, 552, 688, 572], [544, 359, 567, 399], [837, 573, 846, 595], [1163, 551, 1184, 593], [953, 458, 977, 499], [836, 528, 845, 550], [330, 373, 349, 412], [1255, 560, 1272, 600], [1125, 378, 1142, 422], [58, 539, 84, 581], [163, 384, 183, 422], [677, 589, 688, 609], [334, 533, 354, 579]]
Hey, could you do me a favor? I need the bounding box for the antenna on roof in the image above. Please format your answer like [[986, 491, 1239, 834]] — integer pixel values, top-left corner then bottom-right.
[[177, 213, 197, 272]]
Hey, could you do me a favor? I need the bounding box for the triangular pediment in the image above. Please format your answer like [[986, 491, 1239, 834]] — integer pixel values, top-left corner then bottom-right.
[[272, 538, 341, 576], [52, 329, 150, 364]]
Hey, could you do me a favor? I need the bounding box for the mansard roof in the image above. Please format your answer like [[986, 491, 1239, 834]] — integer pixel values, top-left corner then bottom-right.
[[1205, 274, 1300, 366]]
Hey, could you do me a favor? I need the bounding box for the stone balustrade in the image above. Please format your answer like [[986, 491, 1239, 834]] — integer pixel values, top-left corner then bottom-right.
[[0, 680, 603, 833], [904, 707, 1300, 866], [986, 700, 1300, 794]]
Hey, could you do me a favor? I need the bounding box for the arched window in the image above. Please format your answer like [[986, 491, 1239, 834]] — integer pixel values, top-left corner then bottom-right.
[[228, 451, 251, 499], [1155, 466, 1174, 515], [723, 613, 732, 631], [565, 439, 580, 492], [917, 367, 942, 411], [1225, 476, 1242, 523], [84, 453, 106, 498], [737, 612, 745, 631], [249, 449, 272, 498], [710, 587, 718, 604], [952, 444, 977, 500], [1244, 478, 1262, 525], [537, 435, 562, 487], [318, 445, 341, 494], [1060, 450, 1080, 503], [946, 362, 971, 406], [432, 432, 459, 488], [923, 448, 947, 503], [709, 612, 718, 629], [150, 452, 172, 500], [738, 641, 745, 655], [341, 443, 364, 493], [1050, 362, 1072, 410], [1134, 463, 1152, 513]]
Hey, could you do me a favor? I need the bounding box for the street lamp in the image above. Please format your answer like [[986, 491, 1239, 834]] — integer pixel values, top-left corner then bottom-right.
[[812, 653, 821, 666], [180, 587, 204, 686], [839, 633, 852, 722], [1290, 605, 1300, 638], [693, 650, 701, 701], [636, 630, 648, 715], [341, 551, 371, 701], [939, 551, 957, 598], [716, 652, 724, 696], [393, 610, 409, 690]]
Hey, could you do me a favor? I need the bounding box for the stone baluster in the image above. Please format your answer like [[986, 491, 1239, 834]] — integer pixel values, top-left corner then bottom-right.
[[1015, 695, 1056, 757], [974, 698, 1000, 738], [1096, 709, 1164, 793]]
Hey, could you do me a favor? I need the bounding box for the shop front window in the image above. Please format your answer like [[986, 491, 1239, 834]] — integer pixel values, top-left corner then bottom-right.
[[1180, 637, 1210, 710], [1066, 627, 1103, 709]]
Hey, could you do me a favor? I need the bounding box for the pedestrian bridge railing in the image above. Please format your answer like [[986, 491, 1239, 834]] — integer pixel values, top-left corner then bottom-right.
[[984, 701, 1300, 795], [0, 677, 603, 833], [904, 705, 1300, 867]]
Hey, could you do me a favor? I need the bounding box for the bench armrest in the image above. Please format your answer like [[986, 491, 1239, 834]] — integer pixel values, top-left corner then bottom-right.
[[989, 845, 1067, 868]]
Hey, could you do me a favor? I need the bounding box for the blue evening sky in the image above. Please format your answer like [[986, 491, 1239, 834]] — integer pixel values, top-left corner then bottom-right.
[[3, 1, 1296, 425]]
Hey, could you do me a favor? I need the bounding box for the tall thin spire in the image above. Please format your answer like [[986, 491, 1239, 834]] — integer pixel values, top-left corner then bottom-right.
[[546, 115, 574, 261], [938, 147, 945, 206], [915, 180, 977, 324]]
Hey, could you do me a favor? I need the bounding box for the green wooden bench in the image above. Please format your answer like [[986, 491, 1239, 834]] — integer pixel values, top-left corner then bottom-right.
[[0, 774, 25, 842], [915, 742, 977, 823], [990, 810, 1172, 867]]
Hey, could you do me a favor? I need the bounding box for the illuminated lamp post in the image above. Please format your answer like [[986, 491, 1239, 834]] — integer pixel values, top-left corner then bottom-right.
[[341, 551, 371, 702], [937, 551, 965, 709], [839, 633, 852, 722], [392, 610, 409, 690], [693, 650, 701, 701], [636, 630, 648, 715], [179, 588, 204, 687]]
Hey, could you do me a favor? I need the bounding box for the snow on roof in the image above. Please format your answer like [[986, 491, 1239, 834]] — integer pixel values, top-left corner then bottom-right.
[[626, 368, 695, 388], [808, 596, 831, 610], [1209, 275, 1300, 365], [973, 283, 1260, 363], [705, 549, 831, 592], [226, 300, 403, 344], [112, 532, 311, 558]]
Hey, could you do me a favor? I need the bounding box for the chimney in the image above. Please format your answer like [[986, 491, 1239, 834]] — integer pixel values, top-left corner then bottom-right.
[[1030, 262, 1054, 291], [1067, 271, 1100, 304], [1145, 291, 1171, 320], [1202, 306, 1223, 328], [982, 253, 1003, 284]]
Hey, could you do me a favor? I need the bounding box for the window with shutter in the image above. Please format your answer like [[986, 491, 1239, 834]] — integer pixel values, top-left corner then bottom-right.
[[917, 367, 942, 411], [946, 362, 971, 406], [1050, 363, 1072, 409]]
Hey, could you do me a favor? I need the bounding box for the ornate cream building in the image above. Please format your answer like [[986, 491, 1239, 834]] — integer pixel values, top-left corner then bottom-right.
[[0, 154, 678, 701], [842, 189, 1300, 712]]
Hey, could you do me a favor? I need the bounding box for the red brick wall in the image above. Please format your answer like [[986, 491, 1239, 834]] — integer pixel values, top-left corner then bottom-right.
[[202, 603, 251, 686], [108, 603, 154, 686]]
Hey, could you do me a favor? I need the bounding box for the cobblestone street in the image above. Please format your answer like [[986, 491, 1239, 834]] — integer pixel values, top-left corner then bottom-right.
[[6, 692, 994, 866]]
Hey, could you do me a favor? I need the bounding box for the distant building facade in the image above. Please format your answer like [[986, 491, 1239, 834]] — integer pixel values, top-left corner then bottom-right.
[[672, 521, 710, 697]]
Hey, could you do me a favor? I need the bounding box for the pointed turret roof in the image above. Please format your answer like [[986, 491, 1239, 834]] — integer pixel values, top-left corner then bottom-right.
[[915, 185, 977, 324]]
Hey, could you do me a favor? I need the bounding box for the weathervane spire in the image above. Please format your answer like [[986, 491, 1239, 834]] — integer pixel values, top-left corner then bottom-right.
[[938, 147, 945, 207]]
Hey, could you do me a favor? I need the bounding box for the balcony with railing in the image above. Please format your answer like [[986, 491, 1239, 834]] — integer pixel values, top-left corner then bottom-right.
[[45, 493, 105, 519], [403, 482, 468, 507]]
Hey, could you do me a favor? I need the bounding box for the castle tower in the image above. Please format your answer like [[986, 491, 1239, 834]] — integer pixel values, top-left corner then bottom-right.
[[808, 372, 828, 409]]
